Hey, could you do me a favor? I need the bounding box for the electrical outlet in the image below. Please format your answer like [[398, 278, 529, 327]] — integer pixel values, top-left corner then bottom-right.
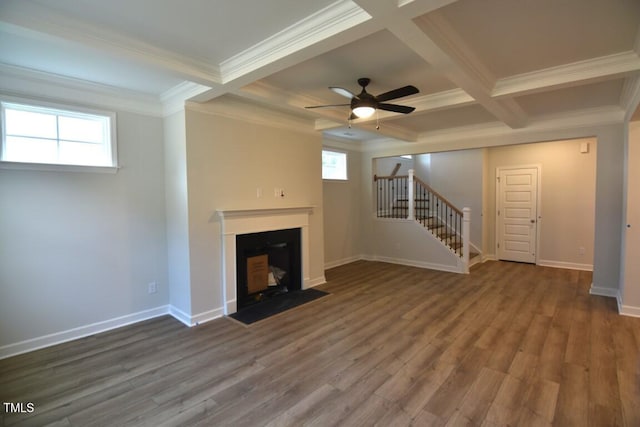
[[148, 282, 157, 294], [578, 246, 585, 255], [256, 187, 262, 198]]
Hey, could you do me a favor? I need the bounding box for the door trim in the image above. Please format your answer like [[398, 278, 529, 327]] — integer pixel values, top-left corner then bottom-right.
[[495, 164, 542, 264]]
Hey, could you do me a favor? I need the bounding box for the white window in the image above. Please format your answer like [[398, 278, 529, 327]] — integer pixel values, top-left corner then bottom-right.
[[1, 97, 117, 171], [322, 149, 347, 180]]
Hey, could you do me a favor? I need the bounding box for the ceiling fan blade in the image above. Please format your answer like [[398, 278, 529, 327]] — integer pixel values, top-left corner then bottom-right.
[[376, 85, 419, 102], [349, 112, 358, 120], [305, 103, 350, 109], [378, 103, 416, 114], [330, 86, 358, 99]]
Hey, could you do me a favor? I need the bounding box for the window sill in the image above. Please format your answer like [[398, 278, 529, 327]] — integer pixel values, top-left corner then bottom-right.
[[0, 161, 119, 174]]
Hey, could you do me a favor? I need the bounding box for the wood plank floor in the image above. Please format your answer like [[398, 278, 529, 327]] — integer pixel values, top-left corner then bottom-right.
[[1, 260, 639, 426]]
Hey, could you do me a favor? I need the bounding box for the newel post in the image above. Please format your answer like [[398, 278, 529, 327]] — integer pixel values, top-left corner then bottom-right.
[[462, 207, 471, 273], [407, 169, 415, 220]]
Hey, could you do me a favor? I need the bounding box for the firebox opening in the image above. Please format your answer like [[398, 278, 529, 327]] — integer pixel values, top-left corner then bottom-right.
[[236, 227, 302, 310]]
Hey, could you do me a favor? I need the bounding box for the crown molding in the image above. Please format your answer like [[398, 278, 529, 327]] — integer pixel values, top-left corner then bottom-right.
[[493, 51, 640, 98], [412, 106, 625, 147], [396, 0, 460, 14], [161, 82, 212, 117], [0, 2, 222, 86], [621, 75, 640, 122], [314, 116, 418, 142], [0, 63, 163, 117], [410, 88, 475, 112], [219, 0, 371, 83], [185, 95, 317, 135], [236, 80, 334, 117], [322, 136, 365, 152], [361, 137, 415, 153], [528, 106, 626, 129]]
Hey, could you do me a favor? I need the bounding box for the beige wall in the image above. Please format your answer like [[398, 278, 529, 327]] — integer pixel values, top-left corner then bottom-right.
[[487, 138, 597, 269], [323, 142, 362, 268], [184, 104, 324, 317]]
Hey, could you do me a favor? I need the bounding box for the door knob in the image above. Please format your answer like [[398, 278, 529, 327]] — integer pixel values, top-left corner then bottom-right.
[[530, 219, 535, 223]]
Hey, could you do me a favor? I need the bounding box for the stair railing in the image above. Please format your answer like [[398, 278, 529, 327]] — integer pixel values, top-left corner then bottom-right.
[[374, 169, 470, 268], [373, 173, 409, 219]]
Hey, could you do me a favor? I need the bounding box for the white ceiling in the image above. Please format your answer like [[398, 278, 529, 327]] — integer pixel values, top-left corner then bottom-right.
[[1, 0, 639, 143]]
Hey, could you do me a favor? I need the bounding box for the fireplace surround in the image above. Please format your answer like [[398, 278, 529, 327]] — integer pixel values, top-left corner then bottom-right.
[[217, 206, 312, 315]]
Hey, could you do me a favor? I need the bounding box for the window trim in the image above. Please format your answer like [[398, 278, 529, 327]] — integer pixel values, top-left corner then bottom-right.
[[0, 95, 118, 173], [322, 149, 348, 181]]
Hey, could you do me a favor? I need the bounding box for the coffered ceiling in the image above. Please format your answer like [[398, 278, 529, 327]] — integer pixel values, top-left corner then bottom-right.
[[1, 0, 639, 144]]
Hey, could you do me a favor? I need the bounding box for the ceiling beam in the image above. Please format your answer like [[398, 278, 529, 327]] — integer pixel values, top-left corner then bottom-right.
[[493, 51, 640, 98], [219, 0, 372, 83], [353, 0, 528, 129], [190, 1, 382, 102]]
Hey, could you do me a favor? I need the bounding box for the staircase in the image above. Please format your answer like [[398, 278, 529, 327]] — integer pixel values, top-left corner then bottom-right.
[[393, 198, 462, 249], [375, 169, 478, 273]]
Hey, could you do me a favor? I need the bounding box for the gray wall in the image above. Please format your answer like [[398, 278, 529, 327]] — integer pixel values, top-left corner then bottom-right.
[[0, 110, 168, 348], [592, 126, 625, 293], [163, 111, 192, 316]]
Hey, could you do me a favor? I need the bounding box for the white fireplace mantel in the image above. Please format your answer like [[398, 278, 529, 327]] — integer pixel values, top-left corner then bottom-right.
[[217, 206, 313, 315]]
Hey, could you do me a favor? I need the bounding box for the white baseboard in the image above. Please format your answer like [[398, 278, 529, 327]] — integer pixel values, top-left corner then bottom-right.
[[324, 255, 363, 270], [169, 305, 223, 326], [363, 255, 461, 274], [0, 303, 228, 359], [482, 253, 497, 262], [538, 259, 593, 271], [191, 308, 224, 326], [169, 305, 192, 327], [616, 292, 640, 317], [306, 275, 327, 288], [589, 283, 619, 298], [618, 304, 640, 317], [0, 305, 171, 360]]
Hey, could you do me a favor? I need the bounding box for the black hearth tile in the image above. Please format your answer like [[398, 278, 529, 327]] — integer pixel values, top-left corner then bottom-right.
[[229, 288, 329, 325]]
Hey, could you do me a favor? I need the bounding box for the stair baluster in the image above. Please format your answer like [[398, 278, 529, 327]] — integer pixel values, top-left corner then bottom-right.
[[374, 170, 469, 263]]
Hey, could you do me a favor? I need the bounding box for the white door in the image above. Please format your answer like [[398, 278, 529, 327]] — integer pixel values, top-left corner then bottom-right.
[[497, 167, 539, 263]]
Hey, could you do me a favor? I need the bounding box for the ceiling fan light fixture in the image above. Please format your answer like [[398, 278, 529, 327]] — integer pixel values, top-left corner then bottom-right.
[[352, 105, 375, 118]]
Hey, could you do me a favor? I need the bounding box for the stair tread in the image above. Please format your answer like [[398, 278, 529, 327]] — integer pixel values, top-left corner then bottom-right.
[[450, 242, 463, 250]]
